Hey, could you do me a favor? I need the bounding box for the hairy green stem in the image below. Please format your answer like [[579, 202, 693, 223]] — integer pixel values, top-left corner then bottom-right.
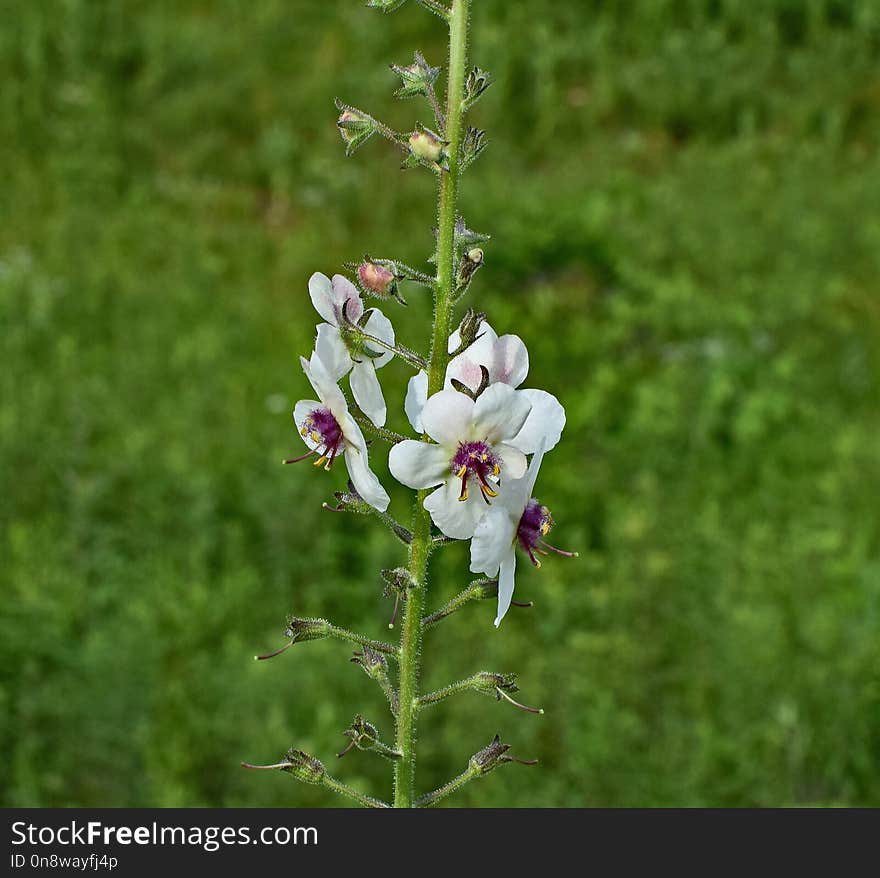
[[393, 0, 470, 809], [416, 767, 477, 807], [322, 774, 390, 808], [327, 625, 398, 657]]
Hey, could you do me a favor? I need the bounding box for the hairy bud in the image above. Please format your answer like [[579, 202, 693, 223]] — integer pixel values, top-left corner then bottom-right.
[[409, 129, 443, 162], [350, 645, 389, 681], [282, 749, 326, 785], [462, 66, 493, 111], [456, 246, 484, 294], [335, 101, 378, 156], [469, 735, 537, 775], [284, 617, 331, 644], [391, 51, 440, 99], [406, 125, 447, 170], [460, 126, 488, 171]]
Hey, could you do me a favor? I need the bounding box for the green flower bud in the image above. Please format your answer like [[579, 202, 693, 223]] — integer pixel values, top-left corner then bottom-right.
[[282, 749, 326, 785], [350, 645, 389, 681], [391, 52, 440, 99], [408, 126, 445, 165], [335, 101, 377, 156], [284, 616, 331, 644], [468, 735, 537, 775]]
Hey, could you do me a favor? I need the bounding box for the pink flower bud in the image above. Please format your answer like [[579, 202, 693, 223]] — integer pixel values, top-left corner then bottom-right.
[[408, 128, 444, 164], [358, 260, 396, 297]]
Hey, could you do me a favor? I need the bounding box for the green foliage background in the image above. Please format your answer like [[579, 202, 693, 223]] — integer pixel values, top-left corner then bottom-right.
[[2, 0, 879, 807]]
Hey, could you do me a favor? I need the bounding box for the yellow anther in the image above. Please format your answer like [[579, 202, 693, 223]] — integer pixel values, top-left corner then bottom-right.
[[300, 427, 308, 436], [540, 521, 551, 536], [313, 455, 327, 468], [481, 484, 498, 498], [455, 465, 468, 478], [492, 463, 501, 476], [458, 485, 469, 502]]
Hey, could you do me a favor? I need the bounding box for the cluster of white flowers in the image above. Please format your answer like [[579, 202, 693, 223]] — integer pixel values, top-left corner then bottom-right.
[[290, 271, 575, 626]]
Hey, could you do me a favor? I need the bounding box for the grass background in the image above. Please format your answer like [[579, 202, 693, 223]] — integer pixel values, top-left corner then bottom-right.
[[2, 0, 879, 807]]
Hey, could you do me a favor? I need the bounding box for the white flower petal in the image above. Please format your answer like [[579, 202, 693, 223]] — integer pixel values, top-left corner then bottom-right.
[[308, 272, 337, 324], [344, 444, 390, 512], [388, 440, 449, 489], [301, 353, 348, 416], [423, 479, 487, 539], [315, 323, 352, 381], [420, 389, 475, 446], [446, 323, 497, 391], [493, 439, 545, 515], [491, 334, 529, 387], [331, 274, 363, 324], [404, 371, 428, 433], [470, 505, 517, 577], [334, 406, 366, 456], [292, 400, 323, 451], [511, 389, 566, 454], [362, 308, 395, 369], [445, 355, 485, 394], [494, 551, 518, 627], [495, 442, 528, 481], [524, 439, 547, 496], [350, 360, 387, 427], [472, 383, 531, 443]]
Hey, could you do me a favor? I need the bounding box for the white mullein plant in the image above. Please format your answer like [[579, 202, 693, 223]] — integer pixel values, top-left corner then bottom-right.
[[242, 0, 576, 808]]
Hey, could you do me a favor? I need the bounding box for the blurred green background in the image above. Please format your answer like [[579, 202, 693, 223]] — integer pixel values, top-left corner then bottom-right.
[[2, 0, 879, 808]]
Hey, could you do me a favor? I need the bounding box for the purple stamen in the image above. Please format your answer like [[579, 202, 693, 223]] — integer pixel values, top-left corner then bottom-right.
[[297, 407, 345, 469], [539, 541, 578, 558], [450, 440, 501, 503], [517, 499, 577, 565]]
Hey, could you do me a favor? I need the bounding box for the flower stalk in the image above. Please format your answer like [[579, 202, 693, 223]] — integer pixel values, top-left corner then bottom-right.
[[246, 0, 573, 809], [392, 0, 471, 809]]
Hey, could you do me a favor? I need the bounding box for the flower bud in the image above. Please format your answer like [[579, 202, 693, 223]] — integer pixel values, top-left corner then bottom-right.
[[473, 671, 518, 696], [453, 217, 491, 249], [462, 66, 493, 110], [282, 749, 326, 785], [338, 714, 402, 761], [335, 101, 377, 156], [460, 126, 488, 171], [345, 714, 380, 748], [381, 567, 417, 596], [468, 735, 538, 775], [284, 616, 331, 644], [323, 480, 373, 514], [472, 578, 499, 601], [350, 645, 389, 682], [469, 735, 513, 775], [391, 52, 440, 99], [408, 126, 446, 167], [357, 259, 397, 298], [450, 308, 487, 357], [382, 567, 417, 628], [455, 246, 484, 293]]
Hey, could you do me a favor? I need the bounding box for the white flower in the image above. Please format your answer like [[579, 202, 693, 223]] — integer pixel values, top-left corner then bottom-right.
[[470, 443, 577, 627], [308, 271, 394, 427], [404, 321, 565, 453], [289, 352, 390, 512], [388, 383, 532, 539]]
